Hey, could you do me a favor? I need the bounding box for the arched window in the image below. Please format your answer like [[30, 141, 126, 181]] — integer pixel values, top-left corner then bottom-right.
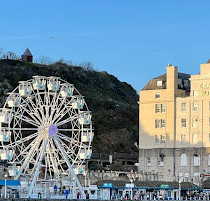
[[194, 154, 200, 166], [208, 154, 210, 166], [181, 154, 187, 166]]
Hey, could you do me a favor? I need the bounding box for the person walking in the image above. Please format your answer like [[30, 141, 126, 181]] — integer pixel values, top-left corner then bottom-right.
[[86, 192, 90, 200], [54, 185, 58, 195], [65, 189, 69, 199]]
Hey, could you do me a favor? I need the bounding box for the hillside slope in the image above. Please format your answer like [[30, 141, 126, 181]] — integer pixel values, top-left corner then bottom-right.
[[0, 59, 139, 155]]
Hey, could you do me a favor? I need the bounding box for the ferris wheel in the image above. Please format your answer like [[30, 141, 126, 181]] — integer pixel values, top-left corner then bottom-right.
[[0, 76, 93, 196]]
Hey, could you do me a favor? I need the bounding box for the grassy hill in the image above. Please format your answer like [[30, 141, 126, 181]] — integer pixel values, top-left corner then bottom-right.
[[0, 59, 139, 156]]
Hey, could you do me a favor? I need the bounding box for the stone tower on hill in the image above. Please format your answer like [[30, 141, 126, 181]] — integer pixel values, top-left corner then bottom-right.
[[22, 48, 33, 62]]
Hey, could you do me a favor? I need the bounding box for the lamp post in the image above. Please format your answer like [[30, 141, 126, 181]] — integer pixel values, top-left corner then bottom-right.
[[4, 174, 8, 198], [178, 180, 181, 200], [130, 179, 133, 200]]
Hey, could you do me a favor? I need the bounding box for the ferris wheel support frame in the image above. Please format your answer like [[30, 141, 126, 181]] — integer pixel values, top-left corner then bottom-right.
[[54, 135, 86, 198], [29, 135, 49, 196]]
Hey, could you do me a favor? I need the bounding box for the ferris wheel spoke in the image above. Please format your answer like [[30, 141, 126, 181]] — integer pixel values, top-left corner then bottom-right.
[[49, 139, 65, 175], [51, 100, 72, 124], [53, 135, 85, 197], [11, 109, 40, 127], [57, 133, 80, 147], [25, 95, 43, 122], [57, 128, 80, 131], [19, 98, 42, 124], [29, 135, 49, 195], [2, 127, 38, 131], [5, 132, 39, 149], [47, 141, 59, 179], [15, 134, 44, 180], [55, 114, 79, 127]]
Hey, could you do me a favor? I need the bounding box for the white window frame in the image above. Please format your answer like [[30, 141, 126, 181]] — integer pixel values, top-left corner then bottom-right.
[[161, 119, 165, 128], [193, 102, 198, 112], [193, 90, 198, 97], [155, 120, 160, 128], [181, 102, 186, 112], [181, 118, 186, 127], [161, 104, 165, 113], [155, 104, 160, 113], [180, 154, 187, 166], [160, 135, 166, 144], [194, 154, 200, 166], [181, 134, 186, 143]]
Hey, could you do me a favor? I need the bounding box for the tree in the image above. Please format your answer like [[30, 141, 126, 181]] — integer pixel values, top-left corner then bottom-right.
[[36, 56, 52, 65], [80, 61, 94, 71]]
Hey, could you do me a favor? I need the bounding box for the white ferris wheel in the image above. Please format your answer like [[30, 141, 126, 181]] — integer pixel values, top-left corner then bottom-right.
[[0, 76, 93, 197]]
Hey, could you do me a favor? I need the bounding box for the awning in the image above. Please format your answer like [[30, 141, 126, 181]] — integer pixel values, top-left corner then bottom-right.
[[0, 180, 20, 186]]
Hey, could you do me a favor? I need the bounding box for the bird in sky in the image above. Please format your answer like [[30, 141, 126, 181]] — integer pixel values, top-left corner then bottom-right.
[[50, 36, 55, 39]]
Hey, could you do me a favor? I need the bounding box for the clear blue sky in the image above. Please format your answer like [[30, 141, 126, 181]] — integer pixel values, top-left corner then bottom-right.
[[1, 0, 210, 93]]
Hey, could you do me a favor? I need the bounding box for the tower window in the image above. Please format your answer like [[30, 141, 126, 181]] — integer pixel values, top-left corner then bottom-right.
[[157, 81, 162, 86]]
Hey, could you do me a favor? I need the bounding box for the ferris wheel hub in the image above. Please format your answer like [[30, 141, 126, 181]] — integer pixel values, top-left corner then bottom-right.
[[48, 124, 58, 136]]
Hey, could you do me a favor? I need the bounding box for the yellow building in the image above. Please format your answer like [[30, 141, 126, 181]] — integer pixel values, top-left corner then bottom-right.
[[139, 61, 210, 184]]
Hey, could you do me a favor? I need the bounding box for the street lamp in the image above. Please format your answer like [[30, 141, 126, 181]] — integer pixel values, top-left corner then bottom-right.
[[4, 174, 8, 198], [130, 179, 133, 200], [178, 180, 181, 200]]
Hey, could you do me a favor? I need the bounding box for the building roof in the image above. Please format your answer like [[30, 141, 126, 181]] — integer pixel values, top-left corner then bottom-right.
[[22, 48, 33, 56], [142, 72, 191, 91], [94, 180, 201, 190]]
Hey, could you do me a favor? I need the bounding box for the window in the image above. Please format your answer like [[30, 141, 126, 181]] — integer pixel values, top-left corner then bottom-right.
[[192, 118, 198, 127], [181, 119, 186, 127], [194, 154, 200, 166], [160, 135, 166, 144], [155, 92, 160, 99], [193, 102, 198, 111], [146, 157, 151, 166], [157, 81, 162, 86], [178, 79, 182, 85], [192, 134, 198, 144], [161, 104, 166, 113], [155, 135, 160, 144], [181, 102, 186, 112], [184, 80, 188, 87], [181, 134, 186, 143], [193, 90, 198, 97], [157, 154, 164, 166], [155, 120, 160, 128], [155, 104, 160, 113], [208, 154, 210, 166], [161, 119, 165, 128], [181, 154, 187, 166]]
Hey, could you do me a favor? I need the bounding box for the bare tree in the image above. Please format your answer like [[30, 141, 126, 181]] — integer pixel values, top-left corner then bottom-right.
[[36, 56, 52, 65], [80, 61, 94, 71]]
